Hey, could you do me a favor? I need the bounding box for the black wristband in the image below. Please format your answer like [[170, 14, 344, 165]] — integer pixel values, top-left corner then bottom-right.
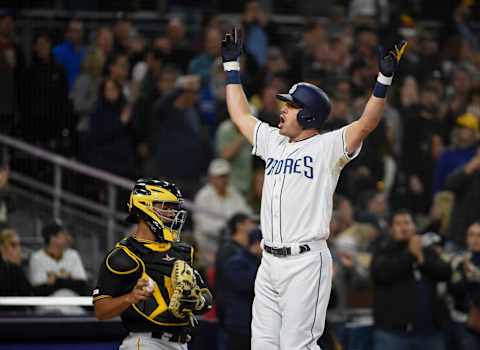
[[225, 70, 241, 85], [373, 81, 388, 98]]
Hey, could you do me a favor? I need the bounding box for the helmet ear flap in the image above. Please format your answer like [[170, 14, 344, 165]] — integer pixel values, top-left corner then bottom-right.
[[297, 109, 314, 129]]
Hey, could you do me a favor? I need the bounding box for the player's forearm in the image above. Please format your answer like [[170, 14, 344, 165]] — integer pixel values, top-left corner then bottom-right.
[[94, 293, 133, 320], [226, 84, 252, 125], [358, 95, 385, 135], [346, 95, 385, 153]]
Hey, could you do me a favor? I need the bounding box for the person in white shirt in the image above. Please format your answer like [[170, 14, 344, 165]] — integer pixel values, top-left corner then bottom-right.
[[193, 158, 252, 265], [29, 220, 88, 309]]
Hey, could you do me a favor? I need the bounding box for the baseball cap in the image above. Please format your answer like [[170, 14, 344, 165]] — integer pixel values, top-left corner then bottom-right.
[[456, 113, 479, 131], [208, 159, 231, 176]]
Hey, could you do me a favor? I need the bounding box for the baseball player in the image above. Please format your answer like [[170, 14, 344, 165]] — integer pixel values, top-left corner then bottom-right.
[[221, 28, 406, 350], [93, 178, 212, 350]]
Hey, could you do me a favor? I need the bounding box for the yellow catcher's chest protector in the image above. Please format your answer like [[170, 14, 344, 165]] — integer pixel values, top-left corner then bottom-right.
[[114, 237, 194, 327]]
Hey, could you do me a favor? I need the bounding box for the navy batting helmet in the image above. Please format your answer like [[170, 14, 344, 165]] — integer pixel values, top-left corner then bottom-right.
[[276, 82, 331, 129]]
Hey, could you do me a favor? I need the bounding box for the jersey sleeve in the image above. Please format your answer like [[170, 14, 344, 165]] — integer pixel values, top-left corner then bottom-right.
[[92, 247, 141, 303], [323, 126, 362, 170], [252, 121, 282, 160]]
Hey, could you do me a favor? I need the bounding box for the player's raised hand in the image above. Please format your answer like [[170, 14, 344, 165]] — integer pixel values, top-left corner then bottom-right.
[[221, 27, 242, 64], [377, 41, 408, 79]]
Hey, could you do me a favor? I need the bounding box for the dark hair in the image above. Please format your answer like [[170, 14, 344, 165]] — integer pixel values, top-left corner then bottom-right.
[[41, 219, 66, 245], [98, 78, 125, 108], [227, 213, 250, 235], [389, 209, 412, 225]]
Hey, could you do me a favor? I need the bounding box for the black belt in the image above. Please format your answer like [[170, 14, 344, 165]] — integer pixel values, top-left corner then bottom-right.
[[151, 331, 191, 343], [263, 244, 311, 257]]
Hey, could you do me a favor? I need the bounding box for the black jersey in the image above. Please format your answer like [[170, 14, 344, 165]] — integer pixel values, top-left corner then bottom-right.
[[93, 236, 205, 333]]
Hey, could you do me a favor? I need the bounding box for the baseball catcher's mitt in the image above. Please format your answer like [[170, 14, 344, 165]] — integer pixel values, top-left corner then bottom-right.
[[169, 260, 205, 320]]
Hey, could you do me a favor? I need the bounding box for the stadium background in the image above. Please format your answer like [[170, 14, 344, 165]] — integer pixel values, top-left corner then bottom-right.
[[0, 0, 480, 349]]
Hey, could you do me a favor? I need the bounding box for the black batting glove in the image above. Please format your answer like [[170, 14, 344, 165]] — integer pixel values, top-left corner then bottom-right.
[[377, 41, 407, 85], [222, 27, 242, 71]]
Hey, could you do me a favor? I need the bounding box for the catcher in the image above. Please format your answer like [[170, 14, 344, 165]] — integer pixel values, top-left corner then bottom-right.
[[93, 178, 212, 349]]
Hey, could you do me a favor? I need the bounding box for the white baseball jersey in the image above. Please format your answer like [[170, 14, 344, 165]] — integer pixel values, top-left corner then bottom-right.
[[252, 121, 361, 244]]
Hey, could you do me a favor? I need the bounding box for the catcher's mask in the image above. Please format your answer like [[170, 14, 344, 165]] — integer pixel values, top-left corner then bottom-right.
[[126, 178, 187, 242]]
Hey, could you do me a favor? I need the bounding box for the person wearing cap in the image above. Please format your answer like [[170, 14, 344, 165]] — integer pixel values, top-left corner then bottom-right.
[[221, 27, 407, 349], [433, 112, 479, 194], [28, 220, 88, 302], [193, 159, 252, 267]]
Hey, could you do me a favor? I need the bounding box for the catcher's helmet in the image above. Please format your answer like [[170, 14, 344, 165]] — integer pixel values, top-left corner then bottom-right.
[[126, 178, 187, 242], [276, 82, 331, 129]]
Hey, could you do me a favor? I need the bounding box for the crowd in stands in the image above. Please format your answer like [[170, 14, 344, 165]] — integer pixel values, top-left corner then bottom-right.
[[1, 0, 480, 349]]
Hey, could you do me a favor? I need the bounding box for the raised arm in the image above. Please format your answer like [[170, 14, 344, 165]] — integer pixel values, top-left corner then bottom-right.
[[345, 42, 407, 154], [222, 28, 258, 145]]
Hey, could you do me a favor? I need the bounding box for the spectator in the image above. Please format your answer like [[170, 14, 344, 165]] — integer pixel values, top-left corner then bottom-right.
[[289, 20, 327, 83], [88, 79, 136, 179], [0, 10, 25, 134], [28, 220, 88, 299], [165, 17, 194, 72], [446, 66, 473, 125], [188, 27, 222, 87], [256, 83, 281, 128], [215, 213, 256, 327], [104, 53, 130, 100], [222, 228, 262, 350], [193, 159, 252, 265], [112, 14, 132, 56], [52, 19, 86, 90], [132, 65, 179, 167], [0, 165, 13, 227], [144, 75, 208, 196], [216, 117, 253, 195], [131, 48, 163, 103], [448, 221, 480, 349], [242, 0, 280, 68], [445, 144, 480, 248], [370, 210, 451, 350], [262, 47, 290, 85], [0, 228, 32, 299], [357, 190, 389, 233], [421, 191, 454, 239], [19, 33, 72, 151], [71, 48, 105, 132], [93, 27, 113, 58], [433, 113, 478, 194], [400, 85, 446, 213]]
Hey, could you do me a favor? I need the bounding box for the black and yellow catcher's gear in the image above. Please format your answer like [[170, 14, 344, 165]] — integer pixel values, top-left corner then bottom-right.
[[127, 178, 187, 242], [169, 260, 211, 322], [93, 237, 212, 333]]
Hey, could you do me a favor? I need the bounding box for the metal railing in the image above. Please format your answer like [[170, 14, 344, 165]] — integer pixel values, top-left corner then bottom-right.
[[0, 133, 229, 250], [0, 133, 134, 249]]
